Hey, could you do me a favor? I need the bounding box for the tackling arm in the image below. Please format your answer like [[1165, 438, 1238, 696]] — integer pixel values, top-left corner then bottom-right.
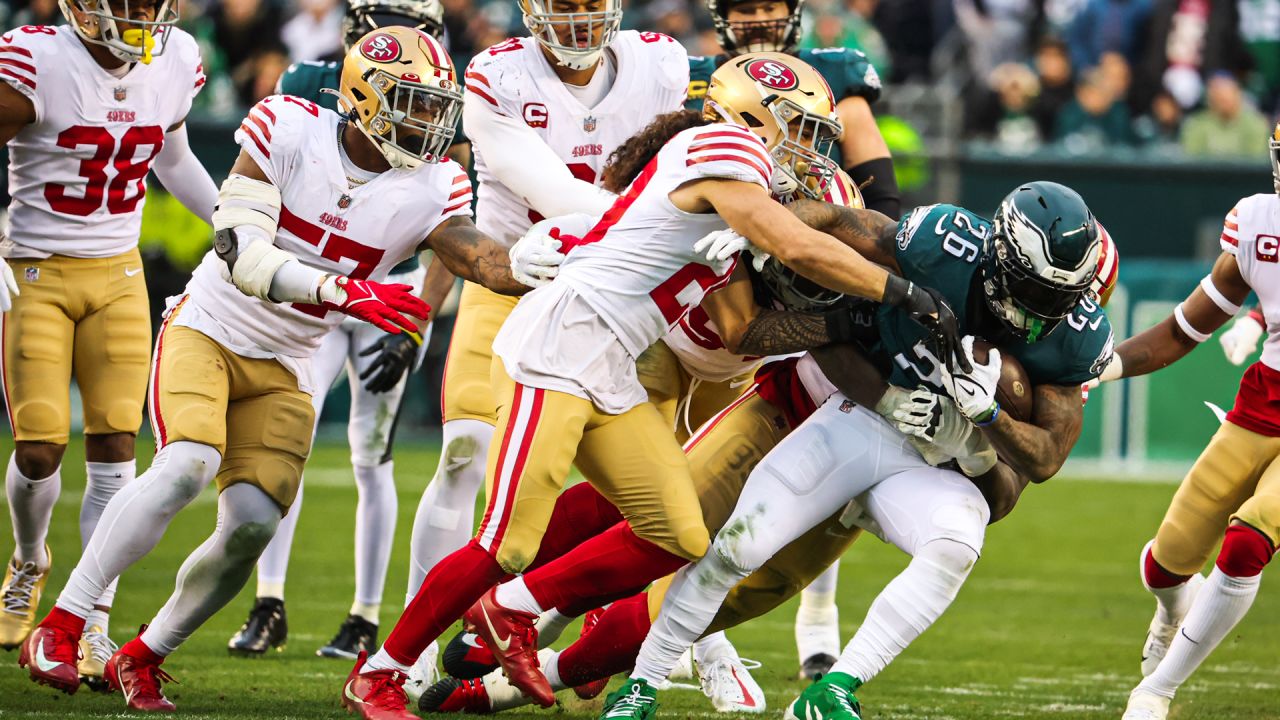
[[152, 120, 218, 225], [422, 215, 527, 296]]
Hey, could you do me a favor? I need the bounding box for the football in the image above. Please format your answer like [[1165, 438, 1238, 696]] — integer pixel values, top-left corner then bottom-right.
[[971, 339, 1034, 422]]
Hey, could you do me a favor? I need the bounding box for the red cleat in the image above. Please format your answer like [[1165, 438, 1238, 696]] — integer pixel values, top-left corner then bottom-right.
[[342, 651, 419, 720], [441, 631, 498, 679], [463, 588, 553, 708], [18, 625, 82, 694], [418, 677, 492, 714], [572, 607, 609, 700], [106, 648, 178, 712]]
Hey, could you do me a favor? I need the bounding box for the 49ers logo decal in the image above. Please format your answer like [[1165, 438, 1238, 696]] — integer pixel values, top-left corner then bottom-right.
[[360, 33, 402, 62], [745, 58, 798, 91]]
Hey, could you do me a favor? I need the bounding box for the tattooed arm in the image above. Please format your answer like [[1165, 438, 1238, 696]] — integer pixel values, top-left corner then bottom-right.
[[786, 199, 901, 270], [700, 265, 832, 355], [422, 216, 527, 296], [980, 383, 1082, 482]]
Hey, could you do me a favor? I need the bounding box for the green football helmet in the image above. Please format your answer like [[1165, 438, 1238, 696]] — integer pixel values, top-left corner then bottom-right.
[[982, 181, 1101, 342]]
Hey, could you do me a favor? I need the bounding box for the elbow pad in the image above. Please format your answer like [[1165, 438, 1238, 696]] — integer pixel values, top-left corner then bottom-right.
[[212, 174, 293, 300], [212, 174, 281, 238]]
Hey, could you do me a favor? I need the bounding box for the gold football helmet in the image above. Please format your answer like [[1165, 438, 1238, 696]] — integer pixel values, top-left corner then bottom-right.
[[338, 27, 462, 169], [760, 168, 863, 311], [59, 0, 178, 64], [519, 0, 622, 71], [703, 52, 842, 200], [1270, 121, 1279, 195]]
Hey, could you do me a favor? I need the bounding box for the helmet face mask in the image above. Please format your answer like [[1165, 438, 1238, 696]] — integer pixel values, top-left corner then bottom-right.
[[709, 0, 803, 56], [59, 0, 178, 64], [342, 0, 445, 51], [767, 96, 841, 199], [520, 0, 622, 71]]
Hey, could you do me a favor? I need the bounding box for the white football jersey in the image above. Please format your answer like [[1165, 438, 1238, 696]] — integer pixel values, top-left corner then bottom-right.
[[1222, 193, 1280, 371], [1, 24, 204, 258], [464, 30, 687, 247], [180, 95, 471, 361]]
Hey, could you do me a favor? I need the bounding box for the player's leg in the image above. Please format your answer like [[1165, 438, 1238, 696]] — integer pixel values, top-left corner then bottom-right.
[[1, 255, 74, 651], [796, 563, 841, 679], [20, 320, 228, 693], [69, 249, 152, 684], [1126, 443, 1280, 719], [1137, 422, 1275, 676]]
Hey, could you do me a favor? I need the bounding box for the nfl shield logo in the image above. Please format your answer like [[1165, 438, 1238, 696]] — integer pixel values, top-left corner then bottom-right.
[[838, 399, 856, 413], [583, 116, 597, 133], [113, 86, 127, 102], [338, 194, 352, 209], [24, 267, 38, 282]]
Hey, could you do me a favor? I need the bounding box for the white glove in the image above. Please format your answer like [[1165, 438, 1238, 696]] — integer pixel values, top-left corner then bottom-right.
[[887, 388, 977, 456], [692, 229, 771, 271], [0, 259, 18, 313], [1220, 313, 1265, 366], [938, 335, 1002, 424], [508, 227, 566, 289]]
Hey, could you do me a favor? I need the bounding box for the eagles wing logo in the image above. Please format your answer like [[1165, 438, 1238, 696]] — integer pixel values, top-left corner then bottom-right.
[[744, 58, 799, 91], [360, 34, 402, 63]]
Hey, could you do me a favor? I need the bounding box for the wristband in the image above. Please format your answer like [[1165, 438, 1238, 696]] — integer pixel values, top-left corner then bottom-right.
[[882, 275, 912, 307], [973, 402, 1000, 426]]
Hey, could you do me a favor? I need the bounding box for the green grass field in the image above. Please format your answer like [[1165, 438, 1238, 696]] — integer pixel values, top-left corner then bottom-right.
[[0, 437, 1276, 720]]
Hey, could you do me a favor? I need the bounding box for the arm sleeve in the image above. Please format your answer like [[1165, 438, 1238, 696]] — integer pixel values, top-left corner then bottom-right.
[[152, 123, 218, 225], [462, 95, 616, 218]]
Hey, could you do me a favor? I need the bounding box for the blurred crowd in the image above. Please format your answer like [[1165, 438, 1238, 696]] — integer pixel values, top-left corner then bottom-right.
[[4, 0, 1278, 159]]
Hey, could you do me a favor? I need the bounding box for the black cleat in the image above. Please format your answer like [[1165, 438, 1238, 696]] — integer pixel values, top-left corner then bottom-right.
[[800, 653, 837, 681], [441, 630, 498, 680], [317, 614, 378, 659], [227, 597, 287, 656]]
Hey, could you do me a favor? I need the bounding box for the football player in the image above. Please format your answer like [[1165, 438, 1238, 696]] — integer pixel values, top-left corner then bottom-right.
[[1093, 124, 1280, 720], [684, 0, 898, 675], [17, 27, 526, 711], [0, 0, 215, 689], [397, 0, 690, 689], [341, 53, 959, 720], [598, 181, 1115, 720], [225, 0, 459, 662]]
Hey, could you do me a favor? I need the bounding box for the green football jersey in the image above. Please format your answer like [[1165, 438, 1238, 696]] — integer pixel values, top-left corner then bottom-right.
[[684, 48, 882, 169], [878, 204, 1114, 392]]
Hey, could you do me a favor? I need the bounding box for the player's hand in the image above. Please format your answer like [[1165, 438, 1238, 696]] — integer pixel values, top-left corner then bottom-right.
[[1220, 313, 1265, 366], [509, 227, 566, 289], [318, 276, 431, 335], [885, 278, 970, 374], [693, 229, 771, 271], [939, 336, 1001, 424], [888, 387, 975, 447], [358, 331, 424, 394], [0, 259, 18, 313]]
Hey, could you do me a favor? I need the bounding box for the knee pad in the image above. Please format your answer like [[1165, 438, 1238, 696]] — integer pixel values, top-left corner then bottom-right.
[[710, 518, 766, 576], [924, 493, 989, 557], [1232, 493, 1280, 548], [1217, 523, 1276, 577], [918, 537, 981, 581], [154, 441, 221, 508]]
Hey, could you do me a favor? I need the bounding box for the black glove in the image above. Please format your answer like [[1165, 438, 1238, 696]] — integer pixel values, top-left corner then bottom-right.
[[883, 275, 972, 374], [358, 332, 422, 394]]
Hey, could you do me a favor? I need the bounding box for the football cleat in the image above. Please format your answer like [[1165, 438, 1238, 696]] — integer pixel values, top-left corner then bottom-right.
[[699, 656, 766, 713], [571, 607, 609, 700], [419, 677, 492, 714], [667, 647, 696, 680], [342, 651, 419, 720], [18, 624, 82, 694], [106, 647, 178, 712], [599, 679, 659, 720], [227, 597, 287, 656], [319, 614, 379, 659], [1141, 573, 1204, 677], [784, 672, 863, 720], [463, 588, 553, 707], [442, 630, 498, 679], [1121, 689, 1171, 720], [0, 547, 51, 650], [79, 625, 118, 692], [404, 641, 440, 703], [799, 653, 837, 681]]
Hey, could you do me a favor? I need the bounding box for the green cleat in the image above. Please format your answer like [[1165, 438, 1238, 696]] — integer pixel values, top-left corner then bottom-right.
[[784, 671, 863, 720], [599, 678, 660, 720]]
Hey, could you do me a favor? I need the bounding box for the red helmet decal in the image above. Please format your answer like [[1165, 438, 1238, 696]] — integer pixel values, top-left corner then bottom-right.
[[402, 72, 421, 82], [745, 58, 799, 91], [360, 33, 402, 62]]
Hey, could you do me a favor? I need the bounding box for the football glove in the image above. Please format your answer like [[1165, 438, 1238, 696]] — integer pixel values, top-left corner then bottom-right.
[[693, 229, 771, 271], [939, 336, 1001, 424], [358, 331, 425, 394], [509, 225, 567, 289], [1220, 312, 1265, 366], [318, 276, 431, 335], [0, 258, 18, 313]]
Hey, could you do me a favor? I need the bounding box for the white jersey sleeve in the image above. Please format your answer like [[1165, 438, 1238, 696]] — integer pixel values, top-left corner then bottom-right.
[[0, 26, 47, 121], [234, 95, 307, 187], [679, 124, 772, 188], [1223, 194, 1280, 371]]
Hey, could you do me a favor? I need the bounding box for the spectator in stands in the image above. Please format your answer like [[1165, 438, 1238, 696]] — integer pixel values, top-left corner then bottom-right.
[[1180, 71, 1272, 156], [1238, 0, 1280, 114], [873, 0, 950, 82], [282, 0, 344, 62], [801, 0, 892, 75], [1054, 67, 1135, 150], [954, 0, 1037, 83], [211, 0, 289, 107], [1135, 0, 1251, 112], [11, 0, 60, 26], [1099, 50, 1141, 113], [989, 62, 1043, 152], [1031, 37, 1076, 138], [1063, 0, 1153, 71], [1134, 88, 1184, 147]]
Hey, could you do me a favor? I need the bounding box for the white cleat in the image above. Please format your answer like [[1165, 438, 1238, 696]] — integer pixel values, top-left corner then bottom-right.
[[1122, 689, 1170, 720], [405, 640, 440, 702], [699, 656, 766, 713], [668, 647, 696, 680], [1142, 573, 1204, 677]]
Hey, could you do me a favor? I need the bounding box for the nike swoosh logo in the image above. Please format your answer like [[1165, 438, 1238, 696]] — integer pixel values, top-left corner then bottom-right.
[[124, 268, 142, 277], [34, 641, 63, 673], [120, 667, 136, 705], [480, 605, 512, 653], [1180, 628, 1200, 645], [344, 679, 366, 705], [731, 668, 757, 708]]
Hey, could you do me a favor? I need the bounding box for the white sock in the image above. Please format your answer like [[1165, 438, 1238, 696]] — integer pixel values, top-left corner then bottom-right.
[[535, 608, 573, 647], [406, 418, 492, 606], [796, 562, 841, 661], [494, 577, 543, 616], [84, 606, 112, 634], [365, 647, 411, 674], [693, 631, 737, 667], [353, 460, 396, 618], [82, 461, 133, 546], [1139, 567, 1261, 699], [543, 650, 568, 691], [831, 539, 977, 685], [256, 479, 302, 601], [6, 454, 59, 566]]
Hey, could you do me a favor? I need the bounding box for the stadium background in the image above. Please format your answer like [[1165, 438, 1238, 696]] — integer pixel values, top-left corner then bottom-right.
[[2, 0, 1280, 717]]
